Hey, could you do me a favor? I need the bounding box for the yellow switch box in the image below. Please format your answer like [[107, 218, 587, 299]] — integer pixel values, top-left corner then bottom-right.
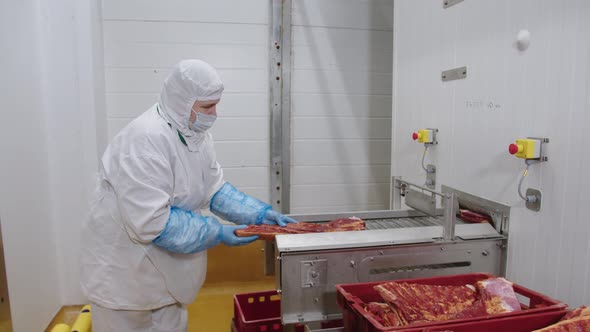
[[417, 129, 430, 143], [417, 129, 432, 143], [509, 139, 541, 159]]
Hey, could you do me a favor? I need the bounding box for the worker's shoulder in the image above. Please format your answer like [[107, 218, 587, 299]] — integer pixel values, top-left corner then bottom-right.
[[113, 106, 176, 154], [126, 106, 173, 137]]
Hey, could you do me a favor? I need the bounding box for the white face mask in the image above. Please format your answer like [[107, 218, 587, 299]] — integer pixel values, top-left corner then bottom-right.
[[189, 111, 217, 132]]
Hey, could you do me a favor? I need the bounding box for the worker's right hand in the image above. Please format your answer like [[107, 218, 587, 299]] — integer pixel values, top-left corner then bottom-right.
[[220, 225, 258, 246]]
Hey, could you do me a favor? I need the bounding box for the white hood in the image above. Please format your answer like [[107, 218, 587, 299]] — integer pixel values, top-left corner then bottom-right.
[[158, 59, 224, 151]]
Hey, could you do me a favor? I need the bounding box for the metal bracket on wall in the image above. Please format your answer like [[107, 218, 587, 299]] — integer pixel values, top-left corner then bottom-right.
[[443, 0, 464, 9], [267, 0, 292, 276], [525, 188, 542, 212], [426, 164, 436, 190], [442, 66, 467, 82]]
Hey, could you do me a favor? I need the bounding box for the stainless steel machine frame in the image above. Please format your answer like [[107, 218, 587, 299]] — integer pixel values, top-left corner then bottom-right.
[[273, 180, 510, 328]]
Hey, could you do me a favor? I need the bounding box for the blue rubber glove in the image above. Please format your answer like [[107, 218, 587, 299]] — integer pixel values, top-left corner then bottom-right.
[[220, 225, 259, 246], [260, 210, 297, 227], [210, 182, 297, 227], [152, 207, 222, 254]]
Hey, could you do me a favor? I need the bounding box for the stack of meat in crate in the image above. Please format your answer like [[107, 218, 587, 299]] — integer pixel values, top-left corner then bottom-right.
[[335, 273, 585, 332]]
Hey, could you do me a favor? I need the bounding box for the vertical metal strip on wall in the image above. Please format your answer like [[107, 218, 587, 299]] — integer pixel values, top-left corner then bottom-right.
[[267, 0, 291, 275], [270, 0, 291, 214]]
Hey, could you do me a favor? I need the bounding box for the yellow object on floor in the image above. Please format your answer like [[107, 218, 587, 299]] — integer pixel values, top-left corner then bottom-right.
[[51, 323, 71, 332], [71, 305, 92, 332]]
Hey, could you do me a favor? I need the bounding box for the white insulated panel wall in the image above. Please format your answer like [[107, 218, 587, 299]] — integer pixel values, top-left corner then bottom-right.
[[102, 0, 270, 200], [290, 0, 394, 214], [393, 0, 590, 307]]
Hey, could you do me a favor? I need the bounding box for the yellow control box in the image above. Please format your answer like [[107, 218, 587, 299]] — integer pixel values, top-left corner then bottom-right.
[[417, 129, 431, 143], [509, 139, 541, 159], [413, 129, 434, 144]]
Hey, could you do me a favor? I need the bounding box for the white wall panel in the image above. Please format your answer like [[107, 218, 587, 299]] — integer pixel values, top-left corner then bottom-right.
[[293, 140, 391, 166], [292, 70, 392, 95], [292, 94, 392, 118], [291, 184, 390, 208], [104, 21, 266, 45], [393, 0, 590, 307], [290, 0, 394, 213], [105, 68, 267, 93], [105, 43, 266, 68], [291, 204, 388, 215], [293, 26, 392, 50], [292, 165, 391, 185], [108, 117, 268, 142], [107, 93, 267, 118], [214, 142, 268, 168], [293, 118, 391, 140], [294, 47, 392, 73], [224, 167, 269, 188], [102, 0, 271, 216], [103, 0, 268, 24], [292, 0, 393, 30]]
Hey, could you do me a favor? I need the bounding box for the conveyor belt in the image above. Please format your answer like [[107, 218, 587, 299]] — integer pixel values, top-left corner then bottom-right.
[[365, 216, 468, 230]]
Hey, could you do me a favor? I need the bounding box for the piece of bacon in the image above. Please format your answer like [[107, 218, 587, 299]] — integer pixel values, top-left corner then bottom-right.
[[476, 277, 521, 314], [234, 224, 300, 240], [285, 222, 325, 232], [560, 306, 590, 321], [323, 217, 366, 232], [459, 209, 491, 223], [532, 315, 590, 331], [234, 217, 366, 240], [364, 302, 406, 327], [373, 282, 481, 323]]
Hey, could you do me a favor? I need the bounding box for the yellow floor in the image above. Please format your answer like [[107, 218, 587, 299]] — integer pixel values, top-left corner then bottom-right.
[[188, 278, 275, 331], [46, 242, 275, 331], [188, 241, 277, 331]]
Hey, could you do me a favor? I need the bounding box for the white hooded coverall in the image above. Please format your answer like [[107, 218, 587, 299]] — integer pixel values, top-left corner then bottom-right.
[[80, 60, 225, 331]]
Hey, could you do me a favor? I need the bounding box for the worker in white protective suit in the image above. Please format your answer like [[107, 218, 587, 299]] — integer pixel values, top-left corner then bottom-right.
[[80, 59, 296, 332]]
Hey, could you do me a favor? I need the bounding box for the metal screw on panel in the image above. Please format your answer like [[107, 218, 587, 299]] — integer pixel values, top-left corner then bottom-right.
[[314, 297, 319, 303], [482, 250, 489, 256], [467, 250, 471, 254], [370, 257, 374, 261], [440, 247, 445, 251], [311, 272, 318, 278], [276, 186, 280, 190], [350, 260, 356, 267]]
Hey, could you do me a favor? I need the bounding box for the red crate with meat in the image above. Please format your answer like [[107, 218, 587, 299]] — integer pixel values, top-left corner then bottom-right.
[[336, 273, 566, 332]]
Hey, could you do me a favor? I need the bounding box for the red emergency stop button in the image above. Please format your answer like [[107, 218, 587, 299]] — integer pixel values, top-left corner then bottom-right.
[[412, 132, 419, 140], [508, 144, 519, 155]]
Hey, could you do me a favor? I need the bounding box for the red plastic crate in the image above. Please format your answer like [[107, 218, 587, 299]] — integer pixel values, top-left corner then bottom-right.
[[233, 290, 341, 332], [403, 310, 568, 332], [233, 290, 295, 332], [336, 273, 567, 332]]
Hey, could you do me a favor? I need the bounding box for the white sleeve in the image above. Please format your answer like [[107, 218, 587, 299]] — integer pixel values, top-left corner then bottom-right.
[[110, 153, 173, 243]]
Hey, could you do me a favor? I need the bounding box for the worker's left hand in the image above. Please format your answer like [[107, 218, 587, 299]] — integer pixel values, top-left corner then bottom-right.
[[260, 210, 297, 227]]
